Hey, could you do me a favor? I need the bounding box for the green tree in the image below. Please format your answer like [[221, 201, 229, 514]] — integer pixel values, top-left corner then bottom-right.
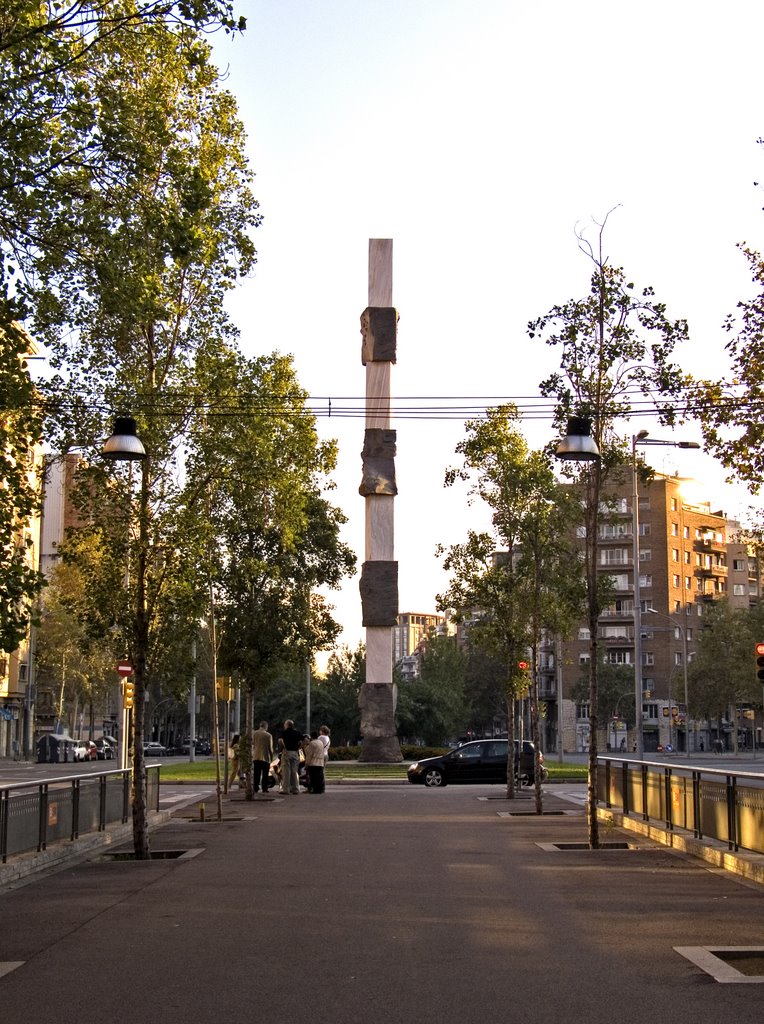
[[18, 15, 259, 856], [183, 347, 356, 797], [396, 634, 467, 746], [691, 241, 764, 491], [439, 405, 585, 804], [0, 321, 45, 651], [687, 600, 760, 734], [529, 213, 688, 842]]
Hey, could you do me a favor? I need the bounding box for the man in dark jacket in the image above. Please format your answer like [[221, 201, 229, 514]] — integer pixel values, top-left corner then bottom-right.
[[279, 719, 302, 794]]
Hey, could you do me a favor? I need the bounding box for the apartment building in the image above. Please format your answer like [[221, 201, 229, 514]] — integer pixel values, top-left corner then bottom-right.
[[542, 473, 751, 754], [393, 612, 445, 680]]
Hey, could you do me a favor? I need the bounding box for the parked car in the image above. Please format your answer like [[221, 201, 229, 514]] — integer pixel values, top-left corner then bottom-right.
[[407, 739, 547, 788], [94, 737, 115, 759], [143, 742, 166, 757], [72, 739, 97, 762]]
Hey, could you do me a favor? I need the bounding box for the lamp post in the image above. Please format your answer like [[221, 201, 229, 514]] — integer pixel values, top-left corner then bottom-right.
[[102, 415, 151, 858], [631, 433, 699, 760]]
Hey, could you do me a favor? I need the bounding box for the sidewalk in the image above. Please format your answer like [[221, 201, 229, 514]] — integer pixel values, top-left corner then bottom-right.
[[2, 785, 764, 1023]]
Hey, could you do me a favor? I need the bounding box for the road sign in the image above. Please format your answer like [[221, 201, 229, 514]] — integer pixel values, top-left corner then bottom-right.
[[116, 662, 133, 677]]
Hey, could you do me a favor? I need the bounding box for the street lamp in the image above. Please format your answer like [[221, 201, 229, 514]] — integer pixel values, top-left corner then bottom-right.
[[102, 414, 151, 858], [631, 433, 699, 760]]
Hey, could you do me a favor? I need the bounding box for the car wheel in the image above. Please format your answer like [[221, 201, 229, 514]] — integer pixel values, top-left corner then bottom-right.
[[423, 768, 445, 787]]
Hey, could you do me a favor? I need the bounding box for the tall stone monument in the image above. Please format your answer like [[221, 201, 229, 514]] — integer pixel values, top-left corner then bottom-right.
[[358, 239, 402, 762]]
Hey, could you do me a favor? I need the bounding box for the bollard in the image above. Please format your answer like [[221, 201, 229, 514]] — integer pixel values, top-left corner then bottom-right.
[[199, 802, 205, 822]]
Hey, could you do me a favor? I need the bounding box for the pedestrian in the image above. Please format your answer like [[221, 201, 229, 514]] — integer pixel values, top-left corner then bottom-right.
[[279, 719, 303, 794], [304, 730, 326, 794], [227, 733, 242, 790], [318, 724, 331, 765], [252, 721, 273, 794]]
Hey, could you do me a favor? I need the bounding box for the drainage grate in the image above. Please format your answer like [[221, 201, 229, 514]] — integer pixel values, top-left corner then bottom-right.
[[675, 947, 764, 983], [100, 848, 204, 861], [536, 841, 634, 851]]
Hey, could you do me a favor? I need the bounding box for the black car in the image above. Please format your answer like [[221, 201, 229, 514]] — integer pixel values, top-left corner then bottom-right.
[[407, 739, 546, 788]]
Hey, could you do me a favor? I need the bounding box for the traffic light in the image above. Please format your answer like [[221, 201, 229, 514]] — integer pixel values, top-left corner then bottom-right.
[[756, 643, 764, 683], [123, 679, 135, 710]]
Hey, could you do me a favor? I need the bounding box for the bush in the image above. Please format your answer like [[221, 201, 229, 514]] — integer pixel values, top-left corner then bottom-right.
[[327, 744, 448, 762]]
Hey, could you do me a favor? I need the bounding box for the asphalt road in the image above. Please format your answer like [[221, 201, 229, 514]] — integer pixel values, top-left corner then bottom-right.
[[2, 783, 764, 1023]]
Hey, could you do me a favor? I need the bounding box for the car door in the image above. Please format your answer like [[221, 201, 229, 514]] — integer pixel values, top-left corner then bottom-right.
[[445, 741, 485, 783], [482, 741, 509, 783]]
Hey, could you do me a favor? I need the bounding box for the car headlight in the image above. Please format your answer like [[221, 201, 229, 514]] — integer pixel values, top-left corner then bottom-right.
[[408, 762, 420, 773]]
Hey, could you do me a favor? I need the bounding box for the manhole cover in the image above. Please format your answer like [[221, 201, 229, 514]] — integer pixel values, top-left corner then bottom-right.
[[675, 947, 764, 983], [536, 841, 633, 851]]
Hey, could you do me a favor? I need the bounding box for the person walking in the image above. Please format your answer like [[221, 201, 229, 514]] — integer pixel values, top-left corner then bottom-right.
[[252, 721, 273, 794], [227, 733, 242, 790], [279, 719, 302, 795], [304, 731, 326, 794]]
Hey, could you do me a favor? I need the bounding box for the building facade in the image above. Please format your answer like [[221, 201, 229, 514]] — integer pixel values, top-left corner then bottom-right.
[[392, 612, 446, 679], [541, 473, 759, 755]]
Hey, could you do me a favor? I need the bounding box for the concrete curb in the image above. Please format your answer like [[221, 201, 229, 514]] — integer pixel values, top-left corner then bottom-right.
[[599, 806, 764, 887], [0, 810, 171, 889]]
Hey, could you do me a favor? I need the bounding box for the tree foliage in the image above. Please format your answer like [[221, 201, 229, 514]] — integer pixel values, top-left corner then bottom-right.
[[439, 404, 585, 800], [396, 634, 467, 746], [529, 212, 689, 843], [0, 322, 45, 651]]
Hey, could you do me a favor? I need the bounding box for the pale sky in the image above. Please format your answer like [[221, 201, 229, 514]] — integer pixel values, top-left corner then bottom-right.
[[212, 0, 764, 654]]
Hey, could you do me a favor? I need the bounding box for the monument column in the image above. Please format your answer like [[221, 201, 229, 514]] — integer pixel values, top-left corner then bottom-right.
[[358, 238, 402, 762]]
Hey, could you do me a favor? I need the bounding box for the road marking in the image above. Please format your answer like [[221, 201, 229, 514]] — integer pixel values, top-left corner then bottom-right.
[[0, 963, 24, 979]]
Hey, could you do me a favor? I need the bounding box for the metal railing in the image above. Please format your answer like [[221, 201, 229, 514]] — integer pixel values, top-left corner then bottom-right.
[[0, 766, 161, 863], [597, 756, 764, 854]]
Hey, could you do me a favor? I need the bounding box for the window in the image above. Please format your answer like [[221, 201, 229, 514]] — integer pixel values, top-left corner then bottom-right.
[[640, 600, 653, 613], [733, 559, 746, 571], [611, 573, 629, 590], [606, 650, 632, 665], [578, 628, 591, 641], [576, 526, 587, 538], [641, 651, 654, 666], [733, 584, 746, 596], [674, 600, 682, 612], [639, 549, 652, 562], [672, 548, 680, 562], [601, 523, 628, 538], [684, 551, 691, 564], [671, 498, 678, 511], [685, 577, 692, 590], [643, 703, 659, 720], [639, 523, 651, 536], [671, 523, 679, 536], [579, 653, 591, 665], [601, 549, 628, 565], [673, 627, 682, 640], [686, 628, 693, 640], [672, 575, 681, 588], [683, 526, 690, 539], [576, 703, 590, 720], [639, 574, 652, 588], [675, 651, 683, 666]]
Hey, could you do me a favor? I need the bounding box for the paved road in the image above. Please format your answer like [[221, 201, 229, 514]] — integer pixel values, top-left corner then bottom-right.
[[2, 783, 764, 1023]]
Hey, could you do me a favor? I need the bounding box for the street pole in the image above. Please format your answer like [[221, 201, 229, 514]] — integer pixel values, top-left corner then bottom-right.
[[632, 432, 646, 759], [189, 639, 196, 763]]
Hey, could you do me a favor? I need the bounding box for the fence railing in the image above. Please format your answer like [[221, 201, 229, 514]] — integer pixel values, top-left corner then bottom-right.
[[0, 766, 161, 863], [597, 756, 764, 855]]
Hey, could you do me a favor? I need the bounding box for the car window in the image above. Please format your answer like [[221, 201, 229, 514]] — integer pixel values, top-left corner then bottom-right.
[[453, 743, 482, 760], [484, 742, 508, 758]]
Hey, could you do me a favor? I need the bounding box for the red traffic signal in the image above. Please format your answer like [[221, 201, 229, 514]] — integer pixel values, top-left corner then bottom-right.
[[756, 643, 764, 683], [517, 661, 529, 671]]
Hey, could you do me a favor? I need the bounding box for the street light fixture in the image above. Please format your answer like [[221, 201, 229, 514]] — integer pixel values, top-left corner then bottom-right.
[[102, 414, 151, 857]]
